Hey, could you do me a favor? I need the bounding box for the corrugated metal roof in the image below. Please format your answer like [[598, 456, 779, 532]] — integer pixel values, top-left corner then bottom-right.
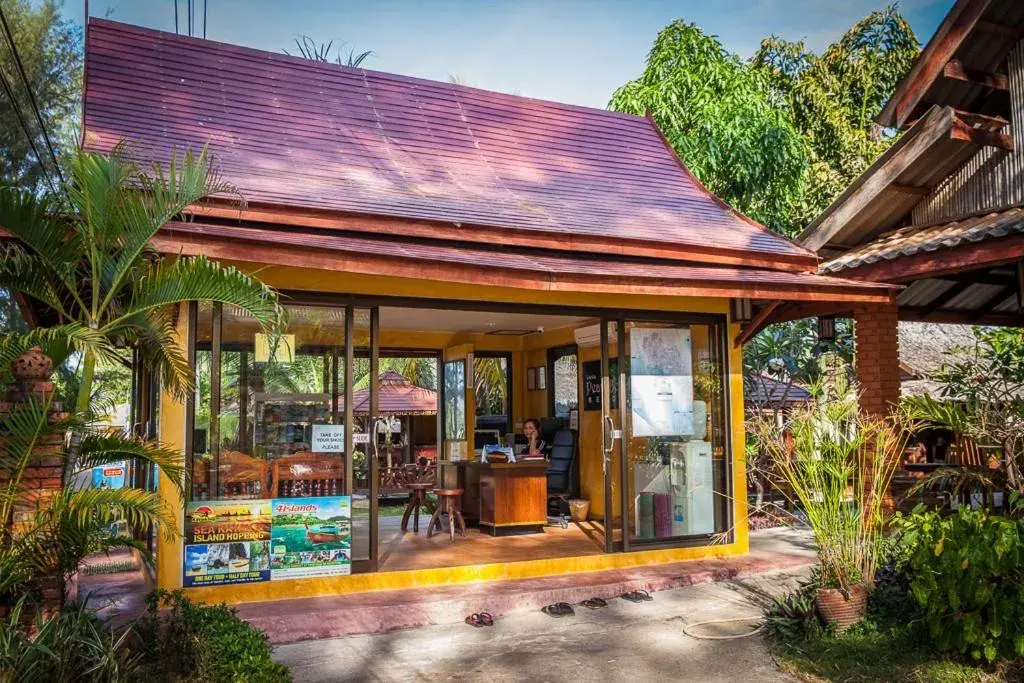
[[821, 207, 1024, 273], [158, 219, 895, 300], [82, 19, 813, 267]]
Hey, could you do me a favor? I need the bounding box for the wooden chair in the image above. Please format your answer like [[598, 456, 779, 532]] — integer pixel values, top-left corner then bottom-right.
[[218, 450, 269, 498], [271, 452, 344, 498]]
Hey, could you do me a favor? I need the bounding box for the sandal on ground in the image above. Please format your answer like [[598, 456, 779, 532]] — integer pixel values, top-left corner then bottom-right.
[[465, 613, 486, 628], [620, 590, 653, 603], [581, 597, 608, 609], [541, 602, 575, 618], [478, 612, 494, 626]]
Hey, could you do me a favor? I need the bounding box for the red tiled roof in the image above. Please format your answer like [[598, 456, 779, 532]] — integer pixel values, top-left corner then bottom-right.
[[349, 371, 437, 415], [83, 19, 815, 269]]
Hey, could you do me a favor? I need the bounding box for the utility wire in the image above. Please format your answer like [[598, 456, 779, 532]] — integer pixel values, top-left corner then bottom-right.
[[0, 4, 67, 189], [0, 64, 60, 197]]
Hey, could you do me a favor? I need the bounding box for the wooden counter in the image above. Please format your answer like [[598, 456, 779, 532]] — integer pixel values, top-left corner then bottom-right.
[[443, 460, 548, 535]]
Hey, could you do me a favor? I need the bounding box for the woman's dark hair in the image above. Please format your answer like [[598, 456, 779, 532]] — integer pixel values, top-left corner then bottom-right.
[[524, 418, 541, 432]]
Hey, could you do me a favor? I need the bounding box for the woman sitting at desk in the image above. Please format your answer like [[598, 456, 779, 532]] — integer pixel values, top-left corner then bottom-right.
[[522, 418, 548, 457]]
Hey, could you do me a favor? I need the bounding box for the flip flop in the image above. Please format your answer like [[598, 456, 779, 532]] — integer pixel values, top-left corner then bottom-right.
[[465, 613, 485, 628], [620, 590, 653, 603], [581, 597, 608, 609], [541, 602, 575, 618], [478, 612, 494, 626]]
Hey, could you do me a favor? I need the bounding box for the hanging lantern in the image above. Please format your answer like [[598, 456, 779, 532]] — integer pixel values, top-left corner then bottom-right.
[[817, 316, 836, 342]]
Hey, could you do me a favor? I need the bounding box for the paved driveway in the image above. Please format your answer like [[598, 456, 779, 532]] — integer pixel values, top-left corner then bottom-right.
[[275, 567, 806, 682]]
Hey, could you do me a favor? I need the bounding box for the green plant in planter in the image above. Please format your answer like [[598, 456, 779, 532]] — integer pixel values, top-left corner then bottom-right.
[[900, 506, 1024, 662], [754, 383, 908, 628]]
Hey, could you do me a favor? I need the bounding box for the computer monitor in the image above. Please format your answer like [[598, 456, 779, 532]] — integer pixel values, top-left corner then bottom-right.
[[474, 429, 501, 448]]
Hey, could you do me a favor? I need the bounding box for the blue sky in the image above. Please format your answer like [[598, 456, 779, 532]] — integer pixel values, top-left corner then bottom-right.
[[64, 0, 953, 109]]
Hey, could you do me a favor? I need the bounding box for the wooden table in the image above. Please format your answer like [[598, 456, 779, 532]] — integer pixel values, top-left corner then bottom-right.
[[443, 460, 549, 535]]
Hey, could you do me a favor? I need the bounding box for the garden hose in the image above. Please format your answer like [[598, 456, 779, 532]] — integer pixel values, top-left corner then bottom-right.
[[681, 616, 765, 640]]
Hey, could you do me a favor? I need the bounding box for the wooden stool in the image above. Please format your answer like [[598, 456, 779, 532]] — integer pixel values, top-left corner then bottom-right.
[[401, 482, 435, 533], [427, 488, 466, 542]]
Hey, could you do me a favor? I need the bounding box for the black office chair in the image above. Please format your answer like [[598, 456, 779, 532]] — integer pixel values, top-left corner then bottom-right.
[[546, 429, 577, 527]]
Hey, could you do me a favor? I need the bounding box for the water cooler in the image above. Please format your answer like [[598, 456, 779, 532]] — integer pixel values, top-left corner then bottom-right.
[[669, 440, 714, 535]]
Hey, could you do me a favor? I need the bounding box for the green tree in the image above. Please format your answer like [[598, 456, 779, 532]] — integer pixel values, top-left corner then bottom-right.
[[609, 21, 809, 235], [751, 6, 918, 226], [0, 0, 81, 191], [0, 146, 285, 417]]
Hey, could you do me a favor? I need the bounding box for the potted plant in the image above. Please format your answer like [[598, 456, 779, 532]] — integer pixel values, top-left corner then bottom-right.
[[754, 382, 907, 631]]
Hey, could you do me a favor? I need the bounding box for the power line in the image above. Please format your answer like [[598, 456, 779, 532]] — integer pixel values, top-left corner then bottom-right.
[[0, 4, 66, 189], [0, 64, 60, 196]]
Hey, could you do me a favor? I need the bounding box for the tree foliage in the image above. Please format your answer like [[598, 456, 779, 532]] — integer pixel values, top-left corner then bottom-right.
[[751, 6, 919, 227], [609, 21, 808, 234], [610, 6, 919, 236], [0, 0, 81, 192], [285, 35, 372, 67]]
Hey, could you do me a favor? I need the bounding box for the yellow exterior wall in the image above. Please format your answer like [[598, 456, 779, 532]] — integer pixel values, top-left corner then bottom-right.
[[156, 264, 749, 603]]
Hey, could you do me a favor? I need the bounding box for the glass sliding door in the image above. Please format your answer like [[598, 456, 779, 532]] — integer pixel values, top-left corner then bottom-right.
[[599, 319, 622, 553], [617, 319, 729, 548]]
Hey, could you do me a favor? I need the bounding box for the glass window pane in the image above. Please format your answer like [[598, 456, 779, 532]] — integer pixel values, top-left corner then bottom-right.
[[443, 360, 466, 440]]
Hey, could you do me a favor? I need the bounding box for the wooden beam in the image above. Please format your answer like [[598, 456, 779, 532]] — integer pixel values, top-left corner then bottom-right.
[[950, 116, 1014, 150], [968, 283, 1017, 321], [799, 106, 956, 252], [976, 20, 1024, 41], [891, 0, 992, 129], [835, 233, 1024, 284], [888, 183, 932, 196], [900, 307, 1023, 326], [735, 301, 782, 347], [953, 108, 1009, 130], [943, 59, 1009, 91]]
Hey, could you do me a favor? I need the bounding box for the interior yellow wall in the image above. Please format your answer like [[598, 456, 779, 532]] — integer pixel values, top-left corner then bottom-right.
[[156, 265, 749, 601]]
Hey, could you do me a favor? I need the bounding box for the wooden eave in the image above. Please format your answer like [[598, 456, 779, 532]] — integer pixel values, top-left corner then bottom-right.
[[153, 220, 895, 305], [186, 200, 820, 274]]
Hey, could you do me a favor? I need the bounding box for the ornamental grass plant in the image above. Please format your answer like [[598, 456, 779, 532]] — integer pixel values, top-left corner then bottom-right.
[[754, 383, 907, 594]]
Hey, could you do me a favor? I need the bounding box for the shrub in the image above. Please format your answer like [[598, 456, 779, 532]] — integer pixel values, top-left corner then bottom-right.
[[901, 506, 1024, 662], [0, 600, 139, 683], [765, 582, 822, 641], [135, 590, 290, 683]]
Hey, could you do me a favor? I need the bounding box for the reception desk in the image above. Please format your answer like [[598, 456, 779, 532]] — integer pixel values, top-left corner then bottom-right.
[[445, 460, 548, 535]]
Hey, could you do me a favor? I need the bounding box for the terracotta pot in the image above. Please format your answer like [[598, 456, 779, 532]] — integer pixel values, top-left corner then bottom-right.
[[816, 583, 867, 632], [11, 346, 52, 381]]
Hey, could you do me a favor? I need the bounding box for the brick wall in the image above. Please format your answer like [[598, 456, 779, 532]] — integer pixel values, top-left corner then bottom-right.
[[852, 302, 901, 418], [0, 347, 66, 615]]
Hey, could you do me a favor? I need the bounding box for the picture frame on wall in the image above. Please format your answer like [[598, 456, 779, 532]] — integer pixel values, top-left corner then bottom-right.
[[527, 366, 537, 391], [537, 365, 547, 390]]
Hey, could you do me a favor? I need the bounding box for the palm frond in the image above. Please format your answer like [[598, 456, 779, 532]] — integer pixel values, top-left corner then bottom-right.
[[115, 255, 284, 331], [116, 307, 195, 400], [0, 246, 73, 319], [0, 186, 83, 290]]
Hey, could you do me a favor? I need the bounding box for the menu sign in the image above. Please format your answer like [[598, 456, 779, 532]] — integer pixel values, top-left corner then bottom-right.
[[581, 359, 618, 411], [184, 496, 351, 587]]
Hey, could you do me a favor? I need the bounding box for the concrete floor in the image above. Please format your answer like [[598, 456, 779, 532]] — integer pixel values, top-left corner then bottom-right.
[[275, 563, 808, 682]]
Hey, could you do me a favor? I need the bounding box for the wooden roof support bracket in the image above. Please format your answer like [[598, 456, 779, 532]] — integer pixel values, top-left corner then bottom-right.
[[950, 115, 1014, 151], [734, 301, 783, 348], [943, 59, 1009, 91]]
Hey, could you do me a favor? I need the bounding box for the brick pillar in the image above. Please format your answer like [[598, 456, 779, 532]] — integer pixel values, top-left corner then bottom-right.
[[853, 303, 900, 418], [0, 347, 66, 616]]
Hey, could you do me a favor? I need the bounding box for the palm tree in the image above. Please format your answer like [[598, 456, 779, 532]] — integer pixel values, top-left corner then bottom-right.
[[0, 385, 185, 606], [0, 146, 285, 413]]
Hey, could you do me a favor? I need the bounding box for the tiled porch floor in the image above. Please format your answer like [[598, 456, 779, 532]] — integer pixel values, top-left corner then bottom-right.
[[377, 515, 606, 572]]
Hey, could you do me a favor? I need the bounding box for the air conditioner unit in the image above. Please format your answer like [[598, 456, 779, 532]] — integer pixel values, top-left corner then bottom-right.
[[573, 322, 616, 348]]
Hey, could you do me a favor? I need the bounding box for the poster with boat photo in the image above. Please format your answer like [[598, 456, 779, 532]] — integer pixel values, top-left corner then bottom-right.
[[629, 327, 694, 437], [270, 496, 352, 580], [183, 500, 272, 586]]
